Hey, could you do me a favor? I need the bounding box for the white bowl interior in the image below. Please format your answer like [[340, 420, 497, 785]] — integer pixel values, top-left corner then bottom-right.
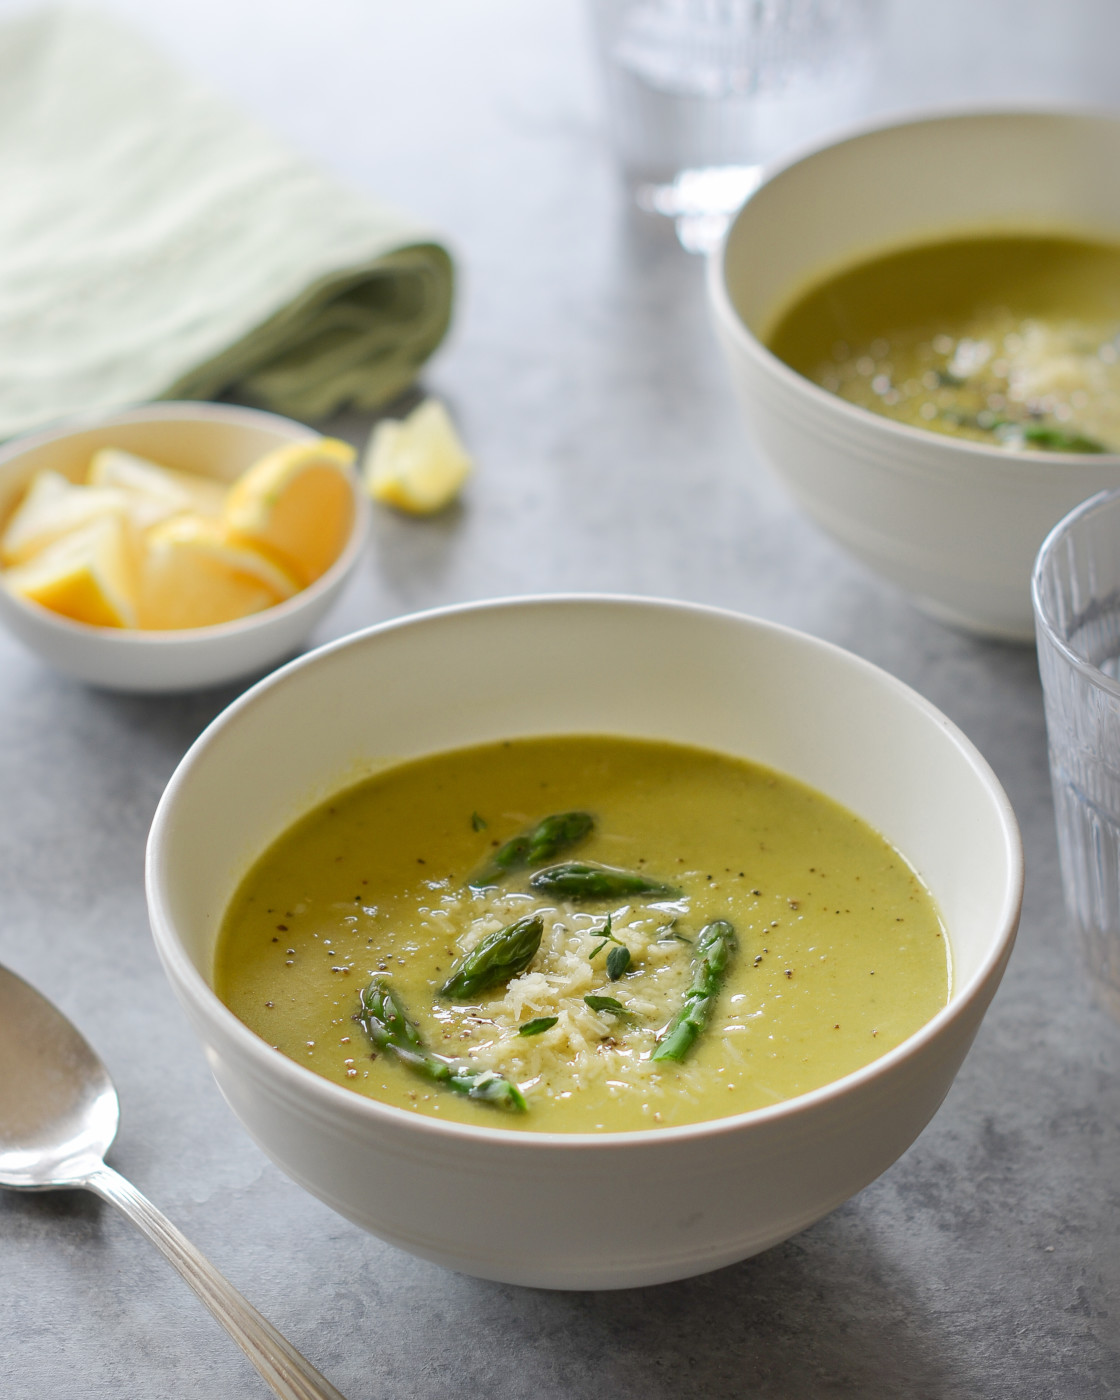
[[154, 597, 1019, 1025], [726, 109, 1120, 339], [0, 403, 313, 521]]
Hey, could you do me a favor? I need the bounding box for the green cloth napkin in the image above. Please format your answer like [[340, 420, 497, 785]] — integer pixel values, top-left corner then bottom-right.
[[0, 8, 454, 438]]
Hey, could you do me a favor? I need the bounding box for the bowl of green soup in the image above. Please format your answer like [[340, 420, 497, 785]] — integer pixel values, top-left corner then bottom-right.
[[146, 595, 1022, 1288], [709, 109, 1120, 641]]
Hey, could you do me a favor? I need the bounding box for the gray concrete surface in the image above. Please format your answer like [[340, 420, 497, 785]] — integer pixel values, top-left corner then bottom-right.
[[1, 3, 1118, 1396]]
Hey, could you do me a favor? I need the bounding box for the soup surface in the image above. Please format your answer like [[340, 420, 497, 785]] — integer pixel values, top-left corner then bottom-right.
[[766, 233, 1120, 454], [216, 736, 950, 1133]]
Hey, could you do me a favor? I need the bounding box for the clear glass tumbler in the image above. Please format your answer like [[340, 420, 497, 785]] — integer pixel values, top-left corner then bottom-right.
[[1033, 487, 1120, 1019], [588, 0, 883, 252]]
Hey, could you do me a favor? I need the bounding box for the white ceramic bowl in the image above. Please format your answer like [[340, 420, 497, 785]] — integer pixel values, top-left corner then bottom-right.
[[146, 596, 1022, 1290], [0, 402, 369, 691], [709, 109, 1120, 642]]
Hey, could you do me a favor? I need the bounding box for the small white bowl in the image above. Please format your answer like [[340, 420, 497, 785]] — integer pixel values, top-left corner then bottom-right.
[[146, 596, 1022, 1290], [0, 402, 369, 692], [709, 109, 1120, 642]]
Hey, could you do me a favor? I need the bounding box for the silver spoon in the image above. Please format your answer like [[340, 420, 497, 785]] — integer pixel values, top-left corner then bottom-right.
[[0, 963, 348, 1400]]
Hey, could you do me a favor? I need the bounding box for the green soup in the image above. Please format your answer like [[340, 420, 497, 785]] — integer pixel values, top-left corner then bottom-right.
[[215, 736, 950, 1133], [766, 233, 1120, 454]]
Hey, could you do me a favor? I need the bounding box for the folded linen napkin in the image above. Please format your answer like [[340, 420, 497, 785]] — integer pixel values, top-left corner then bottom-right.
[[0, 8, 454, 439]]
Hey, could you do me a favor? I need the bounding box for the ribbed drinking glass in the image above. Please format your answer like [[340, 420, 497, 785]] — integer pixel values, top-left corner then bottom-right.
[[1034, 487, 1120, 1019]]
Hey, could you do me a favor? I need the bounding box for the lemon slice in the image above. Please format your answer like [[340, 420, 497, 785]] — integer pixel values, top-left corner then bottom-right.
[[224, 438, 356, 586], [362, 399, 472, 515], [88, 448, 227, 518], [4, 514, 138, 627], [138, 516, 299, 630], [0, 470, 135, 566]]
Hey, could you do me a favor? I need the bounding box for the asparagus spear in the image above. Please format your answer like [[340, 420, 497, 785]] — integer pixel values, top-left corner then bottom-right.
[[358, 978, 526, 1111], [650, 919, 737, 1063], [529, 861, 680, 900], [470, 811, 593, 888], [439, 914, 544, 999]]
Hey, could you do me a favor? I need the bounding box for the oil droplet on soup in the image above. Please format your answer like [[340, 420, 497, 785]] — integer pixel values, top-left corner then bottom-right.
[[214, 736, 950, 1133]]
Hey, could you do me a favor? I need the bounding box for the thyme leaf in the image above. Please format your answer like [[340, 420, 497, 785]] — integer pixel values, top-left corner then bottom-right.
[[584, 994, 629, 1016], [519, 1016, 559, 1037], [588, 912, 624, 961], [606, 945, 631, 980]]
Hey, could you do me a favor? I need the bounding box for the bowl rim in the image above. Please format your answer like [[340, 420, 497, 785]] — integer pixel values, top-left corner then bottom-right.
[[707, 103, 1120, 468], [146, 593, 1024, 1153], [0, 399, 370, 644]]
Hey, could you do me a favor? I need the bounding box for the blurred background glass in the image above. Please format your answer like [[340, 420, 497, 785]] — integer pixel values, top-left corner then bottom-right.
[[589, 0, 884, 250]]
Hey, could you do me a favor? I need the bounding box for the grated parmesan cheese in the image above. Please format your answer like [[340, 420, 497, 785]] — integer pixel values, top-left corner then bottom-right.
[[424, 885, 704, 1104]]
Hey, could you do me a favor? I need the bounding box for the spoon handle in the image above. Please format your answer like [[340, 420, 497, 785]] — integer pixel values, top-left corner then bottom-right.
[[85, 1164, 348, 1400]]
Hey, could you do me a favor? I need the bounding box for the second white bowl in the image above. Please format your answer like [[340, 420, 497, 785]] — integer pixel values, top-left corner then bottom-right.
[[709, 109, 1120, 642]]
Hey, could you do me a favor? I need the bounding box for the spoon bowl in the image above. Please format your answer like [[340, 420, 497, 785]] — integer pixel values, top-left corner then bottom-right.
[[0, 966, 118, 1189], [0, 963, 347, 1400]]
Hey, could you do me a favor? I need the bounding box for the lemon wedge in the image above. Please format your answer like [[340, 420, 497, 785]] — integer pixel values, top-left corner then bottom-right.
[[88, 448, 227, 518], [0, 470, 136, 566], [362, 399, 472, 515], [0, 457, 211, 569], [224, 438, 356, 585], [4, 514, 138, 627], [138, 516, 300, 631], [1, 434, 357, 632]]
